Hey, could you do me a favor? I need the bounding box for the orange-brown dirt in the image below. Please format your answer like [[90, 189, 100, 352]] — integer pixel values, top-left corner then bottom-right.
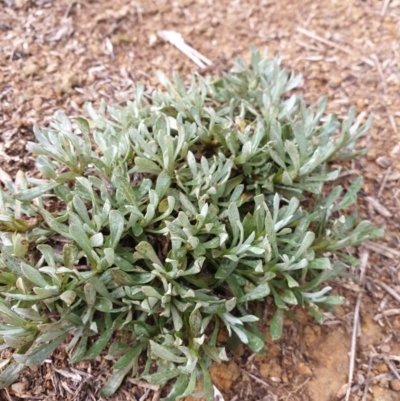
[[1, 0, 400, 400]]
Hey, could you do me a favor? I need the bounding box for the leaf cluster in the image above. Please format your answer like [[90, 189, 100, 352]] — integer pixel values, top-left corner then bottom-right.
[[0, 49, 382, 398]]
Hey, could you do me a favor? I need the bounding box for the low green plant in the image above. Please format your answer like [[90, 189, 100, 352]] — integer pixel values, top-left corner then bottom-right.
[[0, 49, 382, 399]]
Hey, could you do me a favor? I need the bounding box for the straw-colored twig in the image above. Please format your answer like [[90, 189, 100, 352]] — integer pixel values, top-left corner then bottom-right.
[[372, 280, 400, 303], [1, 389, 12, 401], [374, 308, 400, 321], [371, 54, 398, 134], [139, 388, 150, 401], [377, 167, 392, 198], [387, 112, 398, 134], [371, 54, 388, 95], [296, 27, 374, 67], [361, 353, 374, 401], [358, 250, 369, 284], [370, 353, 400, 363], [383, 356, 400, 380], [381, 0, 391, 16], [345, 250, 369, 401], [344, 294, 362, 401], [152, 389, 161, 401], [128, 379, 160, 392], [363, 241, 400, 259], [242, 370, 271, 388], [365, 196, 392, 217], [158, 30, 212, 69]]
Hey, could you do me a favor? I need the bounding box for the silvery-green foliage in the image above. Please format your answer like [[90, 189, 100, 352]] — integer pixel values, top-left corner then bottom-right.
[[0, 49, 382, 399]]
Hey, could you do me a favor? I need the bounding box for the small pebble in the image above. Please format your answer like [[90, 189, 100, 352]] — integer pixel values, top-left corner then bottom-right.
[[46, 63, 58, 74], [380, 344, 391, 353], [375, 155, 391, 169], [32, 96, 42, 110], [22, 61, 39, 77], [11, 382, 25, 395], [389, 379, 400, 392]]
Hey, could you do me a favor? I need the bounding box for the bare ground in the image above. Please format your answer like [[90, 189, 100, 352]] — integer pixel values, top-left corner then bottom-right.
[[0, 0, 400, 400]]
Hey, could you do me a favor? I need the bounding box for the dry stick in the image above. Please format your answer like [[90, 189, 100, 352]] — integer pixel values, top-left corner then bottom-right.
[[283, 377, 311, 401], [345, 251, 369, 401], [392, 43, 400, 73], [151, 390, 161, 401], [363, 241, 400, 259], [130, 378, 161, 401], [377, 166, 392, 198], [158, 30, 212, 69], [64, 2, 74, 19], [374, 308, 400, 321], [387, 112, 398, 134], [365, 196, 392, 218], [384, 356, 400, 380], [344, 292, 363, 401], [371, 54, 388, 94], [1, 389, 12, 401], [361, 353, 374, 401], [381, 0, 391, 16], [373, 280, 400, 303], [139, 388, 151, 401], [128, 379, 160, 392], [296, 27, 374, 67], [242, 370, 271, 388], [371, 54, 399, 134], [358, 250, 369, 284], [381, 313, 399, 342], [295, 39, 323, 52], [371, 353, 400, 363]]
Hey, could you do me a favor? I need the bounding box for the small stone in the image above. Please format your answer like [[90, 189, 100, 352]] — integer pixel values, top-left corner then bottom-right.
[[336, 383, 349, 399], [372, 385, 398, 401], [391, 144, 400, 155], [380, 344, 391, 353], [356, 98, 365, 110], [356, 373, 365, 385], [270, 376, 281, 383], [375, 156, 391, 168], [389, 379, 400, 392], [22, 61, 39, 77], [46, 63, 58, 74], [15, 0, 29, 7], [11, 382, 25, 395], [380, 378, 389, 388], [259, 360, 282, 380], [375, 363, 389, 373], [297, 362, 312, 376], [269, 361, 282, 379], [329, 76, 342, 88], [149, 34, 157, 47], [259, 363, 270, 379], [32, 96, 42, 110], [61, 72, 80, 94]]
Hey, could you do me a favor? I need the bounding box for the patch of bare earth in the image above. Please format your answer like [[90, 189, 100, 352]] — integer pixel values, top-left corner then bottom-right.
[[1, 0, 400, 400]]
